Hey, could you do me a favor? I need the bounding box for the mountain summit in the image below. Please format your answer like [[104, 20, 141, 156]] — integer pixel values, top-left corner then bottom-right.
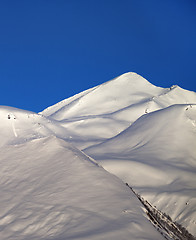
[[0, 72, 195, 239], [42, 72, 196, 121]]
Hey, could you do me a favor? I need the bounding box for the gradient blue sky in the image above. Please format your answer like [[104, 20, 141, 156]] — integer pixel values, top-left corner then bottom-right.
[[0, 0, 195, 112]]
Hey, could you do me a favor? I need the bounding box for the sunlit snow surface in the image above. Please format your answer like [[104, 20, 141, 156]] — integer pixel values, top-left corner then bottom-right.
[[0, 72, 196, 239], [0, 136, 163, 240]]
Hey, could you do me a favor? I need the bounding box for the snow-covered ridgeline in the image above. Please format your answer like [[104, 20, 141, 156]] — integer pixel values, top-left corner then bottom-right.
[[0, 72, 196, 239]]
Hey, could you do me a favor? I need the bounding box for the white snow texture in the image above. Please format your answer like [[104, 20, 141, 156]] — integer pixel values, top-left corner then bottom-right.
[[0, 72, 195, 239]]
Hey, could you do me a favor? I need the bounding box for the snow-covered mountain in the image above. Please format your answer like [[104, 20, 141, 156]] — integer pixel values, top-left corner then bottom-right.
[[85, 104, 196, 235], [0, 72, 195, 239], [1, 136, 164, 240], [42, 72, 196, 150]]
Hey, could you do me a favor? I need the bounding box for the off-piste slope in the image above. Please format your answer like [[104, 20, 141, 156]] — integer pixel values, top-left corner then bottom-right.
[[42, 72, 196, 120], [0, 107, 164, 239], [42, 72, 196, 149], [1, 72, 196, 238], [42, 72, 165, 119], [0, 106, 72, 148], [41, 72, 196, 236], [85, 104, 196, 235]]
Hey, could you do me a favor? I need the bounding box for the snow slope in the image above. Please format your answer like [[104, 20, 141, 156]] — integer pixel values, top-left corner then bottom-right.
[[42, 72, 196, 120], [0, 107, 163, 239], [42, 72, 196, 149], [85, 104, 196, 235], [41, 72, 196, 236], [1, 72, 196, 239]]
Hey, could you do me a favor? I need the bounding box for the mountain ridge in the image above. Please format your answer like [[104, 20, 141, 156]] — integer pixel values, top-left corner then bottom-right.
[[40, 72, 196, 235], [0, 72, 195, 238]]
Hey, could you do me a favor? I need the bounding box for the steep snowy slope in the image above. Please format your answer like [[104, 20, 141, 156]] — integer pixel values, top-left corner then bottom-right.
[[1, 72, 196, 238], [85, 104, 196, 235], [42, 72, 196, 120], [41, 72, 196, 236], [42, 72, 165, 119], [0, 106, 164, 239], [42, 72, 196, 149]]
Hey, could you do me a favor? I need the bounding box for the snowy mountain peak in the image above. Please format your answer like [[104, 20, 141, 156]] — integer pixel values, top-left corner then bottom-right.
[[41, 73, 165, 120], [42, 72, 196, 122], [0, 72, 196, 239], [100, 72, 157, 88], [40, 73, 196, 236]]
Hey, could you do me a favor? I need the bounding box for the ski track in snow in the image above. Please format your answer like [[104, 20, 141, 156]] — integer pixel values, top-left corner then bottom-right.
[[11, 120, 17, 137]]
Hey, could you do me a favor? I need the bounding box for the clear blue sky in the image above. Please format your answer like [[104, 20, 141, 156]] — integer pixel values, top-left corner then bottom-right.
[[0, 0, 195, 112]]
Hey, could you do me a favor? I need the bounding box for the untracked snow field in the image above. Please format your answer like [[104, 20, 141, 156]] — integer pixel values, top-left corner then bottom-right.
[[0, 72, 195, 239]]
